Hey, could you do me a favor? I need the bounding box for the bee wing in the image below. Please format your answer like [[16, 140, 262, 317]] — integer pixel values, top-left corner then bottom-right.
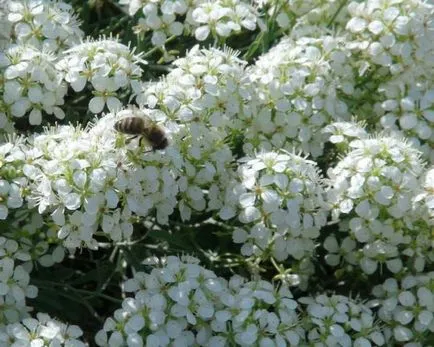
[[140, 115, 155, 135]]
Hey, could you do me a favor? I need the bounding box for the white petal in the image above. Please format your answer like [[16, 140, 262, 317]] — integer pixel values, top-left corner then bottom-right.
[[89, 97, 105, 114]]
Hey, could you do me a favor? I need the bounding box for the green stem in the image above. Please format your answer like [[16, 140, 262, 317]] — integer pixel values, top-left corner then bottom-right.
[[327, 0, 349, 28], [32, 280, 123, 304], [142, 35, 177, 59]]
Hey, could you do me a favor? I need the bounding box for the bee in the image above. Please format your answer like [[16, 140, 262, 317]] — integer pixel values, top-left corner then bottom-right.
[[114, 116, 168, 151]]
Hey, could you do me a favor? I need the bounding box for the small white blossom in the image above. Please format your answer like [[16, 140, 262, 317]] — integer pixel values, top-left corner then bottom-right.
[[243, 35, 352, 157], [301, 294, 385, 346], [323, 120, 368, 146], [0, 44, 67, 126], [327, 134, 430, 274], [0, 236, 38, 323], [97, 256, 302, 346], [0, 312, 86, 346], [5, 0, 83, 52], [370, 272, 434, 345], [120, 0, 259, 58], [57, 37, 145, 113], [345, 0, 434, 77], [221, 150, 327, 287], [191, 0, 258, 42], [375, 78, 434, 163]]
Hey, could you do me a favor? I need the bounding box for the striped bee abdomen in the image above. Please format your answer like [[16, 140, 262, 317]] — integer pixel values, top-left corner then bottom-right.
[[114, 117, 146, 135]]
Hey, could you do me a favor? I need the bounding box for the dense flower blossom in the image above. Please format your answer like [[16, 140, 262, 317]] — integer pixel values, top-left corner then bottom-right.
[[300, 294, 385, 346], [0, 235, 37, 324], [345, 0, 434, 78], [322, 120, 368, 147], [134, 46, 248, 219], [370, 272, 434, 345], [374, 77, 434, 163], [191, 0, 259, 42], [243, 35, 352, 157], [222, 150, 328, 287], [0, 1, 12, 47], [256, 0, 349, 31], [0, 44, 67, 126], [0, 138, 28, 219], [326, 135, 430, 274], [95, 255, 303, 347], [0, 99, 230, 249], [17, 109, 175, 249], [135, 45, 249, 130], [56, 37, 144, 114], [0, 0, 433, 345], [119, 0, 259, 54], [5, 0, 83, 52], [0, 312, 85, 346]]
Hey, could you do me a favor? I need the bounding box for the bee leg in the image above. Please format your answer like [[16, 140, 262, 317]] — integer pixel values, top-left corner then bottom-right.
[[138, 136, 151, 153], [126, 135, 139, 144], [139, 136, 145, 147]]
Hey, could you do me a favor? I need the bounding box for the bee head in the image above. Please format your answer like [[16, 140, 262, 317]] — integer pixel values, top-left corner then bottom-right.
[[152, 136, 169, 151], [149, 127, 168, 150]]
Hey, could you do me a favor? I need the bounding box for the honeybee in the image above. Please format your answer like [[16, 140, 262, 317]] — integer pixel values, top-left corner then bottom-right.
[[114, 116, 168, 151]]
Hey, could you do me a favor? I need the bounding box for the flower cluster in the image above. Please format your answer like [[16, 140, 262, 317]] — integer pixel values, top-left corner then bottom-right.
[[135, 46, 250, 219], [256, 0, 349, 31], [120, 0, 259, 54], [322, 120, 368, 147], [135, 45, 249, 130], [0, 139, 65, 301], [0, 1, 12, 47], [57, 37, 144, 114], [326, 134, 431, 275], [338, 0, 434, 163], [225, 151, 327, 270], [0, 235, 37, 324], [370, 272, 434, 345], [345, 0, 434, 78], [0, 139, 28, 219], [191, 0, 259, 42], [374, 75, 434, 163], [300, 294, 385, 346], [243, 35, 352, 157], [4, 0, 83, 52], [27, 113, 166, 248], [96, 256, 399, 346], [95, 255, 302, 347], [0, 0, 433, 345], [0, 106, 180, 249], [0, 312, 85, 346], [0, 44, 67, 126]]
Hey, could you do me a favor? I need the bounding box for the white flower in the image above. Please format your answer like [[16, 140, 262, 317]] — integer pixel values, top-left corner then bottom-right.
[[221, 150, 327, 286], [5, 0, 83, 52], [123, 0, 259, 59], [97, 256, 302, 346], [243, 35, 352, 157], [1, 44, 67, 126], [301, 294, 384, 346], [57, 37, 144, 114], [323, 120, 368, 146], [371, 272, 434, 345], [0, 312, 85, 346], [345, 0, 434, 76], [376, 78, 434, 163], [327, 134, 429, 274], [0, 140, 28, 220]]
